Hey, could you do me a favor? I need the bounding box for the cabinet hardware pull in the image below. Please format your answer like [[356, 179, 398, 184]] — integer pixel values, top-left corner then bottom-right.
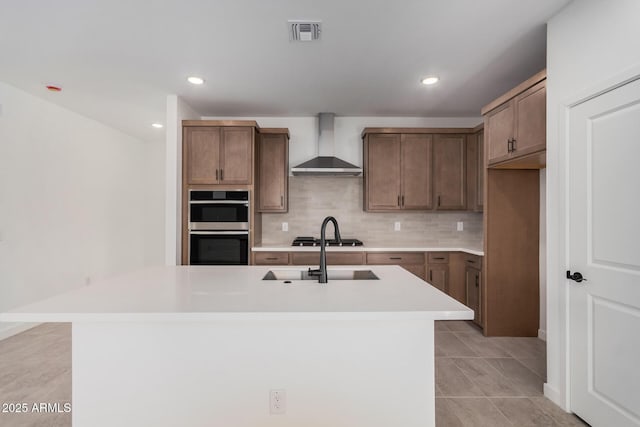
[[221, 169, 224, 180], [281, 195, 284, 206], [475, 275, 479, 287], [511, 138, 516, 151], [430, 270, 433, 281], [398, 195, 401, 206], [390, 257, 402, 260], [507, 138, 511, 153], [401, 195, 405, 206], [266, 257, 278, 260], [466, 260, 476, 264], [433, 257, 445, 260], [437, 195, 441, 207], [216, 169, 219, 181]]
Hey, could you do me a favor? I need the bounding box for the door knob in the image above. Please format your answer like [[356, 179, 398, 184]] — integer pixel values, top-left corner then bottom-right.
[[566, 270, 587, 283]]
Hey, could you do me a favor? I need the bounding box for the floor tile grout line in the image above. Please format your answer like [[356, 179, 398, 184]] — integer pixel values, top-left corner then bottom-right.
[[486, 396, 518, 426]]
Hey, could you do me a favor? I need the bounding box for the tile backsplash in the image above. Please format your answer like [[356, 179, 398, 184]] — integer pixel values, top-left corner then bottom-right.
[[260, 176, 483, 248]]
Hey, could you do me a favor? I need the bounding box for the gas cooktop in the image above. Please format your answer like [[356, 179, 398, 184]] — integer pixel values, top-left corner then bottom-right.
[[291, 236, 364, 247]]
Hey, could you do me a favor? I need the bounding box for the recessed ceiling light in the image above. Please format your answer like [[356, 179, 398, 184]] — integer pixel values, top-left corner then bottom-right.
[[421, 76, 439, 85], [187, 76, 205, 85], [151, 123, 164, 129]]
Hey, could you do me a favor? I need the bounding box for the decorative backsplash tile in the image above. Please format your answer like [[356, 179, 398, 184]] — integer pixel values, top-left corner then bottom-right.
[[261, 176, 483, 248]]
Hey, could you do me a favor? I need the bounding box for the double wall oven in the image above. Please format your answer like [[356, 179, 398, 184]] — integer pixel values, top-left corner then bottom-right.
[[188, 190, 249, 265]]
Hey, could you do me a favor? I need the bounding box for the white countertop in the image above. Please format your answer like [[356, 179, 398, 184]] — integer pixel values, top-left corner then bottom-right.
[[253, 245, 484, 256], [0, 265, 473, 322]]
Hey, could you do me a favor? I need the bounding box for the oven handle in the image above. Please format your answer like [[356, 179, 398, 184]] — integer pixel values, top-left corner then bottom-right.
[[189, 200, 249, 205], [189, 231, 249, 235]]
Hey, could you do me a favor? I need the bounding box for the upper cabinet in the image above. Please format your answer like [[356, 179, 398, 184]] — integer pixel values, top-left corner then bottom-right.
[[183, 122, 257, 186], [363, 133, 432, 211], [363, 129, 473, 212], [433, 134, 466, 210], [483, 70, 546, 168], [465, 126, 484, 212], [258, 128, 289, 212]]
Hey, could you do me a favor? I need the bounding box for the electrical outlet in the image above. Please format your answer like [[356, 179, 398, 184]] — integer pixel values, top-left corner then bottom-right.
[[394, 221, 401, 231], [270, 389, 286, 414], [282, 222, 288, 232], [457, 221, 464, 231]]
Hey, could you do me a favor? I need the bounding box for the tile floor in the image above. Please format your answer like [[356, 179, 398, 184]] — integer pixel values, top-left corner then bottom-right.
[[0, 322, 588, 426], [435, 320, 588, 426]]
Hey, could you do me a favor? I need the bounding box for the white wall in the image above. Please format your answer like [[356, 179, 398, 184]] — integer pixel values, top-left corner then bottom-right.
[[546, 0, 640, 409], [165, 96, 199, 265], [0, 82, 165, 338]]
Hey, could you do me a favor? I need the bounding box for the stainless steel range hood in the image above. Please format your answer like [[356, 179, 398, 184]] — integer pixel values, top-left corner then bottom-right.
[[291, 113, 362, 176]]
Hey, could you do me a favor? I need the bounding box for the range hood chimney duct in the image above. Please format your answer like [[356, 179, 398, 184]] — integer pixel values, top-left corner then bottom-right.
[[290, 113, 362, 176]]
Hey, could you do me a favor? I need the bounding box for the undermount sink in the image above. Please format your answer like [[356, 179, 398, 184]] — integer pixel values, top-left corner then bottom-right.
[[262, 269, 379, 281]]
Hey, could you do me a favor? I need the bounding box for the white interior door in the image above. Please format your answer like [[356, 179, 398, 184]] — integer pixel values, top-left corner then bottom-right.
[[568, 76, 640, 426]]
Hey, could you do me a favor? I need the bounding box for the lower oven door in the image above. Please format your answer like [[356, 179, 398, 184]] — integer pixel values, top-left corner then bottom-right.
[[189, 231, 249, 265]]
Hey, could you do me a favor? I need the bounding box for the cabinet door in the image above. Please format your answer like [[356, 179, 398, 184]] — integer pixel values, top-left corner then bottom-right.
[[514, 80, 546, 157], [427, 265, 448, 292], [365, 134, 401, 210], [401, 134, 432, 209], [258, 134, 288, 212], [433, 134, 466, 210], [465, 268, 481, 326], [184, 127, 220, 185], [476, 130, 484, 211], [220, 127, 253, 185], [485, 101, 514, 165]]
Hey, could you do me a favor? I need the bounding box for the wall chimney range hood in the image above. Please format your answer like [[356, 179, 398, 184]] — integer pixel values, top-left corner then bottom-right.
[[291, 113, 362, 176]]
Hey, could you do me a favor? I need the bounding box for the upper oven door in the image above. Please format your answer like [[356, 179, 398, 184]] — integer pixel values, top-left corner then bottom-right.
[[189, 190, 249, 230]]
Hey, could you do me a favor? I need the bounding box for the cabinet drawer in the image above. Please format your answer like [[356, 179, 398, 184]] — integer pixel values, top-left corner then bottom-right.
[[291, 252, 364, 265], [253, 252, 289, 265], [366, 252, 425, 265], [427, 252, 449, 264], [463, 254, 482, 269]]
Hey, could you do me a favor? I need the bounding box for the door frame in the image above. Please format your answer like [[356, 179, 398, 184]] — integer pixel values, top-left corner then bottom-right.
[[546, 62, 640, 412]]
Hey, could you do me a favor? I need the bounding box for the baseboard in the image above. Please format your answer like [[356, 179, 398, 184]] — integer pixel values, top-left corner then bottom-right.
[[538, 328, 547, 341], [544, 383, 570, 411], [0, 322, 41, 341]]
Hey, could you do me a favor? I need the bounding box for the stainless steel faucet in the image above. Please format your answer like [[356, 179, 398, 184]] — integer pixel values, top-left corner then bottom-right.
[[308, 216, 342, 283]]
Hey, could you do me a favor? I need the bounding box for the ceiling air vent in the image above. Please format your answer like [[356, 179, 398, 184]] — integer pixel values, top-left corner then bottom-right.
[[288, 20, 321, 41]]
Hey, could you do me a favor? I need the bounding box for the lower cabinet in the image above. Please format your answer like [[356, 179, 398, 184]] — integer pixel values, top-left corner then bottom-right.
[[291, 252, 364, 265], [465, 266, 482, 326], [366, 252, 426, 280], [426, 252, 449, 293], [253, 252, 290, 265]]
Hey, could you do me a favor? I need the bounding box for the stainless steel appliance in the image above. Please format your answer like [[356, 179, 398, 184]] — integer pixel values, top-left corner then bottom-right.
[[188, 190, 250, 265]]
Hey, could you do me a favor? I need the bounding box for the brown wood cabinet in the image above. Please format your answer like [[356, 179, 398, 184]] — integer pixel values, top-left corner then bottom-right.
[[183, 125, 255, 185], [481, 70, 544, 336], [253, 252, 290, 265], [292, 252, 364, 266], [363, 128, 480, 212], [426, 252, 449, 292], [466, 266, 482, 326], [433, 134, 466, 210], [483, 71, 546, 168], [366, 252, 426, 280], [258, 129, 289, 212], [466, 126, 484, 212], [363, 133, 432, 211]]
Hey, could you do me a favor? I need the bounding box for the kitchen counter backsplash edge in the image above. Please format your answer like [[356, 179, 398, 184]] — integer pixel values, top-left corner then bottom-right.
[[252, 245, 484, 256]]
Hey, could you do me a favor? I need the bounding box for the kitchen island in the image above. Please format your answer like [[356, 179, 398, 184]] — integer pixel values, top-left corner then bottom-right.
[[1, 265, 472, 427]]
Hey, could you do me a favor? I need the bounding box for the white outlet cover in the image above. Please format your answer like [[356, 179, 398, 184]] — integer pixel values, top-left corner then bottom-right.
[[270, 389, 286, 414], [394, 221, 401, 231], [282, 222, 288, 232], [456, 221, 464, 231]]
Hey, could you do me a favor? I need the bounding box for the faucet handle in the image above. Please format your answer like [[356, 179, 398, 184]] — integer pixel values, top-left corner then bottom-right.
[[307, 268, 321, 277]]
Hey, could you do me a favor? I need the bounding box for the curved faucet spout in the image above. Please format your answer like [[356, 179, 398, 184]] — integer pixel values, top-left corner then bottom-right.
[[315, 216, 341, 283]]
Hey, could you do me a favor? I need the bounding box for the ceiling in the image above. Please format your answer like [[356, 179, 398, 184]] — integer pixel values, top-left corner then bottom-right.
[[0, 0, 571, 141]]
